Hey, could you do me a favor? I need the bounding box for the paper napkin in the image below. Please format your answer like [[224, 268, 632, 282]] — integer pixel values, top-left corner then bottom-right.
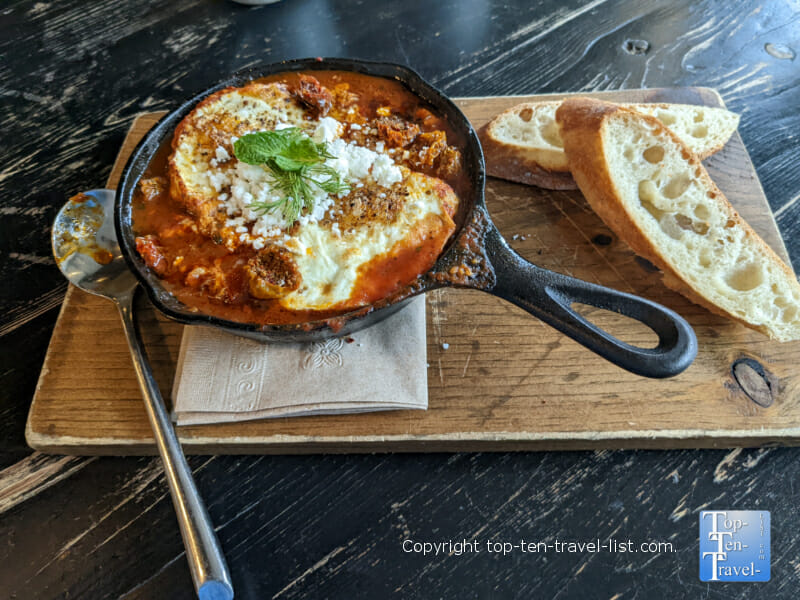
[[171, 297, 427, 425]]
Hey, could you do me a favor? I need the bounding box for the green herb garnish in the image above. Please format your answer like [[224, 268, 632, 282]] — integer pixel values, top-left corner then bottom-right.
[[233, 128, 349, 223]]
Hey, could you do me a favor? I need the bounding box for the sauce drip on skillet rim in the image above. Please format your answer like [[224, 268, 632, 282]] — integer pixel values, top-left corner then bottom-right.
[[131, 70, 472, 326]]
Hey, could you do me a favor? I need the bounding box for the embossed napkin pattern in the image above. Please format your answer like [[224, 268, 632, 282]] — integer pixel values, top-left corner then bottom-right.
[[171, 298, 427, 425]]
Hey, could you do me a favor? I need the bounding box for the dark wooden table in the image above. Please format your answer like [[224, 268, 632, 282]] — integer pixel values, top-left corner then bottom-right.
[[2, 1, 799, 597]]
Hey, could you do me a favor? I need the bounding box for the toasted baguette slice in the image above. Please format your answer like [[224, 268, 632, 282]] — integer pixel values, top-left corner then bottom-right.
[[556, 97, 800, 341], [480, 100, 739, 190]]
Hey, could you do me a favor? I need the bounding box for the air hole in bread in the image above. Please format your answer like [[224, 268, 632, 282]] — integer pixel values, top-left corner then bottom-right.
[[693, 110, 705, 123], [775, 296, 790, 308], [641, 199, 665, 222], [624, 146, 635, 161], [699, 250, 712, 267], [725, 219, 736, 228], [638, 180, 661, 207], [707, 191, 717, 199], [783, 306, 798, 323], [675, 214, 694, 231], [656, 111, 677, 126], [663, 173, 691, 199], [695, 167, 703, 178], [692, 124, 708, 138], [726, 262, 764, 292], [519, 107, 533, 122], [674, 213, 709, 236], [643, 146, 665, 164], [659, 215, 684, 240], [541, 121, 563, 148], [681, 149, 691, 160], [694, 204, 711, 220]]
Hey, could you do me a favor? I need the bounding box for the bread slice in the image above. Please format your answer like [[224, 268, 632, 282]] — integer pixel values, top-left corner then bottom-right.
[[555, 97, 800, 341], [480, 100, 739, 190]]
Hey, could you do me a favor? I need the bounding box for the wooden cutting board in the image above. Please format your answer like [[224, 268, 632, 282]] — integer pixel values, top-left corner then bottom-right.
[[27, 88, 800, 454]]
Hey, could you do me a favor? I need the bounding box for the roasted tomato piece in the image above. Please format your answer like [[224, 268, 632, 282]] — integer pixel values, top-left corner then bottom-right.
[[293, 74, 333, 118], [414, 107, 441, 129], [375, 116, 420, 148], [414, 130, 448, 167], [331, 83, 358, 113], [135, 235, 169, 276], [245, 246, 302, 300], [138, 177, 168, 202], [185, 265, 225, 299], [436, 145, 462, 179], [183, 259, 246, 303]]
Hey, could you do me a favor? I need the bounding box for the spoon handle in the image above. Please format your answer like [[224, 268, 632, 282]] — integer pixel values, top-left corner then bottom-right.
[[117, 290, 234, 600]]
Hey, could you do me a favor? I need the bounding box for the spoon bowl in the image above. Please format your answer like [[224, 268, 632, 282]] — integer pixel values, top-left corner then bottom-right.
[[51, 189, 234, 600], [53, 190, 137, 297]]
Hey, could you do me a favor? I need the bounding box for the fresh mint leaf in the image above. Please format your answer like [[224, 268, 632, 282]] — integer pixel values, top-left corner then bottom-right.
[[232, 126, 350, 223], [282, 136, 324, 164], [233, 131, 288, 164], [273, 155, 307, 171]]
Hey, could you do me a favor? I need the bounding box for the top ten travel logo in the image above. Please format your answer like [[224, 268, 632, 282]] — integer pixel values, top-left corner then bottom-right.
[[699, 511, 770, 582]]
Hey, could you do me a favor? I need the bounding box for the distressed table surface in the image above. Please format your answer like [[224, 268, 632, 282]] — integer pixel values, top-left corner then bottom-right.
[[2, 0, 800, 598]]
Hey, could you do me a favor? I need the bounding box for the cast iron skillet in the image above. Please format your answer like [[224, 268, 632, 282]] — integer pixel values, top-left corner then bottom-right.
[[116, 57, 697, 378]]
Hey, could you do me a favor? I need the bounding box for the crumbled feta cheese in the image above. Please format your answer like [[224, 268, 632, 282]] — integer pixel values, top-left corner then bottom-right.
[[203, 117, 404, 249], [215, 146, 230, 162], [313, 117, 343, 143], [372, 154, 402, 187]]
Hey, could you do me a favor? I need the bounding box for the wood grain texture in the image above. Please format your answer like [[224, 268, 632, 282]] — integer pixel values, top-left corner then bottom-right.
[[4, 1, 800, 598], [26, 89, 800, 454]]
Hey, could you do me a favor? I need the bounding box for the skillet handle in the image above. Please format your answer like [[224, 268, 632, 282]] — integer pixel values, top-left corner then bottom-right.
[[485, 230, 697, 378]]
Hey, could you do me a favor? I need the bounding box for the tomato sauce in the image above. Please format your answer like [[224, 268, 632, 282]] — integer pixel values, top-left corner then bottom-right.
[[132, 70, 468, 326]]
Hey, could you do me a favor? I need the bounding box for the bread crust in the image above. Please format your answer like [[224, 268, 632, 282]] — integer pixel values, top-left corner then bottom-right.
[[556, 97, 799, 340], [478, 123, 578, 190], [480, 99, 738, 192]]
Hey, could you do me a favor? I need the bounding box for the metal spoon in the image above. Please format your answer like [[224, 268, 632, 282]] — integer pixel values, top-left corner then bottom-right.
[[52, 189, 234, 600]]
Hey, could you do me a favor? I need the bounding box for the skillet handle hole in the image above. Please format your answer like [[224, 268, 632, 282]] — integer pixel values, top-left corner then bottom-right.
[[570, 302, 660, 349]]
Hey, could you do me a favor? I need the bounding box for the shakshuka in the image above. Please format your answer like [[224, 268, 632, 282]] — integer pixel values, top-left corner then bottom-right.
[[132, 71, 465, 325]]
